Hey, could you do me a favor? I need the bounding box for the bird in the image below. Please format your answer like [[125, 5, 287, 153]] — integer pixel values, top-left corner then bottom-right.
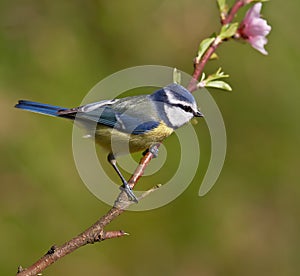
[[15, 83, 203, 202]]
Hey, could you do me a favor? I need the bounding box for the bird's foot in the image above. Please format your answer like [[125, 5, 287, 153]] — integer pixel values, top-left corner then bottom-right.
[[143, 144, 159, 158], [120, 182, 138, 203]]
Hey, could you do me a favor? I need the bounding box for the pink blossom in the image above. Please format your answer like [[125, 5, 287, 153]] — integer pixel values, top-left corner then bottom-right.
[[238, 3, 271, 55]]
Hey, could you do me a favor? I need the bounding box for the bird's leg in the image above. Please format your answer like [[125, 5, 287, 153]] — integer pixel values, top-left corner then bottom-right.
[[107, 153, 138, 203]]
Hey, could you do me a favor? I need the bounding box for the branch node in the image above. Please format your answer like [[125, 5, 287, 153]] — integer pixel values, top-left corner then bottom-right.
[[93, 230, 105, 243], [114, 190, 133, 210], [46, 245, 57, 255], [17, 266, 24, 273], [105, 230, 129, 240]]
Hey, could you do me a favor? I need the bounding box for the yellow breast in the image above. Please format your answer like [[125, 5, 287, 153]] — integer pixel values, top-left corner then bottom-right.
[[94, 121, 173, 154]]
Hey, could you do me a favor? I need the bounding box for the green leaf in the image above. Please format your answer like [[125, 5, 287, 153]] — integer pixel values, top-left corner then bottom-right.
[[219, 22, 239, 40], [173, 68, 181, 84], [210, 53, 219, 60], [217, 0, 229, 19], [198, 68, 231, 91], [217, 0, 226, 10], [217, 0, 229, 21], [196, 37, 215, 62], [205, 80, 232, 91], [206, 67, 229, 82], [200, 73, 206, 82]]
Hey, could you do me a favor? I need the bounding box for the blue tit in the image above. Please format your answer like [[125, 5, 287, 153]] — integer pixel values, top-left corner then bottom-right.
[[15, 83, 203, 202]]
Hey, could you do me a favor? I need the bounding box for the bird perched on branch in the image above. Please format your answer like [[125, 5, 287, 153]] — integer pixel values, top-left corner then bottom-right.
[[15, 83, 203, 202]]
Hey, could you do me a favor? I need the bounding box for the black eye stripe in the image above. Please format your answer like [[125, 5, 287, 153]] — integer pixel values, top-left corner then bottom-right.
[[173, 104, 194, 114]]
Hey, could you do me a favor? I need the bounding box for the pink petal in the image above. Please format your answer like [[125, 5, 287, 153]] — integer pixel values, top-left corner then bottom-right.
[[238, 3, 271, 55], [248, 36, 269, 55], [244, 2, 262, 23], [245, 18, 271, 37]]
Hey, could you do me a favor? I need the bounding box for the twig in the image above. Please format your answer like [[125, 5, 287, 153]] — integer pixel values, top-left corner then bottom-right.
[[188, 0, 246, 92], [187, 37, 222, 92], [17, 183, 161, 276], [222, 0, 246, 25]]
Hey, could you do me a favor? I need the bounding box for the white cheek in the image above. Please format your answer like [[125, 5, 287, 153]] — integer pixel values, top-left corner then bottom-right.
[[164, 105, 193, 128]]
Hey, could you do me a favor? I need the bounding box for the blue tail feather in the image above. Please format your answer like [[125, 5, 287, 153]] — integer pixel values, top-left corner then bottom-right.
[[15, 100, 69, 117]]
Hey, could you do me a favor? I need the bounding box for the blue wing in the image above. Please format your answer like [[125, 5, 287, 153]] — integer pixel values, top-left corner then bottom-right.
[[77, 107, 159, 134], [58, 98, 160, 135], [15, 97, 160, 134]]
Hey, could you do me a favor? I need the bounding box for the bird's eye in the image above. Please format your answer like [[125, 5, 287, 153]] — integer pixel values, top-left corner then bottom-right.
[[182, 105, 193, 113]]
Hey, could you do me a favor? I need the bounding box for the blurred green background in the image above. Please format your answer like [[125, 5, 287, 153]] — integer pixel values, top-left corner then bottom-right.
[[1, 0, 299, 275]]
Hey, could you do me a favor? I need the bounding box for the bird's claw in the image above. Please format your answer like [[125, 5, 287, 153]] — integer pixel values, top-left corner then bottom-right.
[[120, 182, 138, 203], [143, 144, 159, 158], [149, 145, 159, 158]]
